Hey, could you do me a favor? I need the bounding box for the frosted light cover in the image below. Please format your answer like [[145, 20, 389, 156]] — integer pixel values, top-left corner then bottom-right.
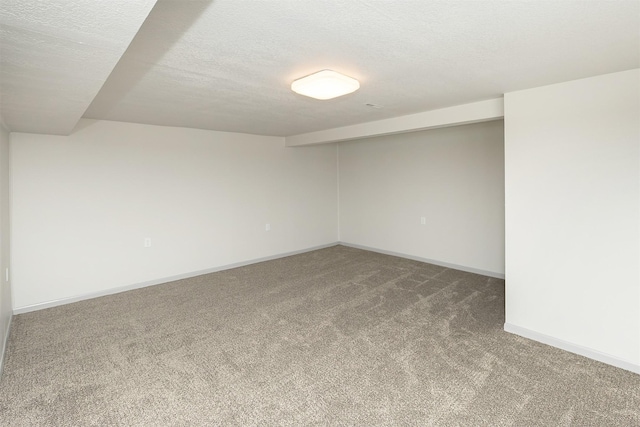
[[291, 70, 360, 100]]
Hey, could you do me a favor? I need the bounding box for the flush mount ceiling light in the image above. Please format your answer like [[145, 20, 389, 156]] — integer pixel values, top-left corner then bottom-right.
[[291, 70, 360, 100]]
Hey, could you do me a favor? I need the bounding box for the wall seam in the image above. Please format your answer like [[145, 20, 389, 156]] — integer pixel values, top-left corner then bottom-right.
[[336, 143, 341, 241]]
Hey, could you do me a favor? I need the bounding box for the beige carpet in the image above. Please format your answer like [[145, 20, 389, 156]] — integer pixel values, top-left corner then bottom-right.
[[1, 245, 638, 426]]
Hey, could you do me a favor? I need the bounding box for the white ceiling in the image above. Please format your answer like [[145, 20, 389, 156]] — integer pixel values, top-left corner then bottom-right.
[[0, 0, 157, 135], [2, 0, 639, 137]]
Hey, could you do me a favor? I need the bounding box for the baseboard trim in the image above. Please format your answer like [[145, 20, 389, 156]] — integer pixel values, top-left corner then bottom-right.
[[339, 241, 505, 279], [0, 314, 12, 379], [13, 242, 340, 315], [504, 323, 639, 375]]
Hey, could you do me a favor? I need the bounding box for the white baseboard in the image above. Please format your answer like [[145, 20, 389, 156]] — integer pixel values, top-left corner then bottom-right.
[[504, 323, 639, 375], [339, 241, 505, 279], [0, 314, 12, 378], [13, 242, 340, 315]]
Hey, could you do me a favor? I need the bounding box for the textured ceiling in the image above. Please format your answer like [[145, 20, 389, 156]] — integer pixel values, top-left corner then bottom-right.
[[2, 0, 640, 136], [0, 0, 157, 135]]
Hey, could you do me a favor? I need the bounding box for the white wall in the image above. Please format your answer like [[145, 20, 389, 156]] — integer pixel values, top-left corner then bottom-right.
[[0, 123, 11, 372], [504, 69, 640, 370], [339, 121, 505, 276], [11, 119, 338, 311]]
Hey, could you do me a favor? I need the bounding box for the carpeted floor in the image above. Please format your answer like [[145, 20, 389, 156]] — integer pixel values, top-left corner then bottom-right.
[[1, 245, 638, 426]]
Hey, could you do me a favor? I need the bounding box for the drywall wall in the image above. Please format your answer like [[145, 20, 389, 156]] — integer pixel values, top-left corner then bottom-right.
[[504, 69, 640, 370], [0, 123, 11, 372], [338, 120, 505, 276], [11, 119, 338, 311]]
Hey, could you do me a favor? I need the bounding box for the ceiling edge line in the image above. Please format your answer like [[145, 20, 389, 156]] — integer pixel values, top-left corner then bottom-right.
[[285, 98, 504, 146]]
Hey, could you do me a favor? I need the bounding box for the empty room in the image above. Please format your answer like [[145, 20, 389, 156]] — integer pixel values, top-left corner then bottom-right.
[[1, 1, 639, 425]]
